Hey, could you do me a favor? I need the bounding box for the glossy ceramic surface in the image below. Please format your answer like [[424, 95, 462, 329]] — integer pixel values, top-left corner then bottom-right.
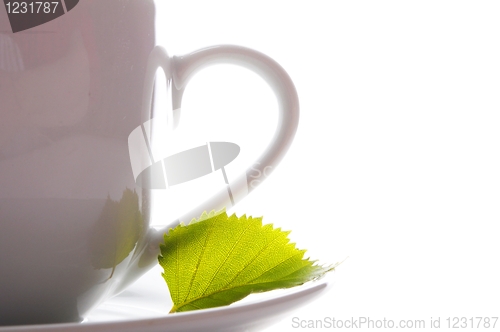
[[0, 0, 299, 325], [0, 267, 332, 332]]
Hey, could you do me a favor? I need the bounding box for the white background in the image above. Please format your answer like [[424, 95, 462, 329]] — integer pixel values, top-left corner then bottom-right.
[[152, 1, 500, 331]]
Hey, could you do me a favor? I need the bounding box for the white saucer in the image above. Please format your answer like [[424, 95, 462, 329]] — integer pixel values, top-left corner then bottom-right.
[[0, 266, 333, 332]]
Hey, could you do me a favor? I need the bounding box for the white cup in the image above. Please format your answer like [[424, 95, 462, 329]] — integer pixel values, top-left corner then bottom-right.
[[0, 0, 299, 325]]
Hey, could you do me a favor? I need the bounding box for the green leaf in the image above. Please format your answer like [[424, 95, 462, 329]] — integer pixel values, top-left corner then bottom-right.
[[158, 211, 334, 313]]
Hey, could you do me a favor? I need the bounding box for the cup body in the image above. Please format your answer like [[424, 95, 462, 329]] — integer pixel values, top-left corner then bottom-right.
[[0, 0, 157, 325]]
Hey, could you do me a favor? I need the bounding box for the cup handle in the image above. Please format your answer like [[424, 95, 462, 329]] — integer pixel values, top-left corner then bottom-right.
[[137, 45, 299, 237], [165, 44, 299, 225]]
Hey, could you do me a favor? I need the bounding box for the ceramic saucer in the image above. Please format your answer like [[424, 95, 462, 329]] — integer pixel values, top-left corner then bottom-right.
[[0, 266, 332, 332]]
